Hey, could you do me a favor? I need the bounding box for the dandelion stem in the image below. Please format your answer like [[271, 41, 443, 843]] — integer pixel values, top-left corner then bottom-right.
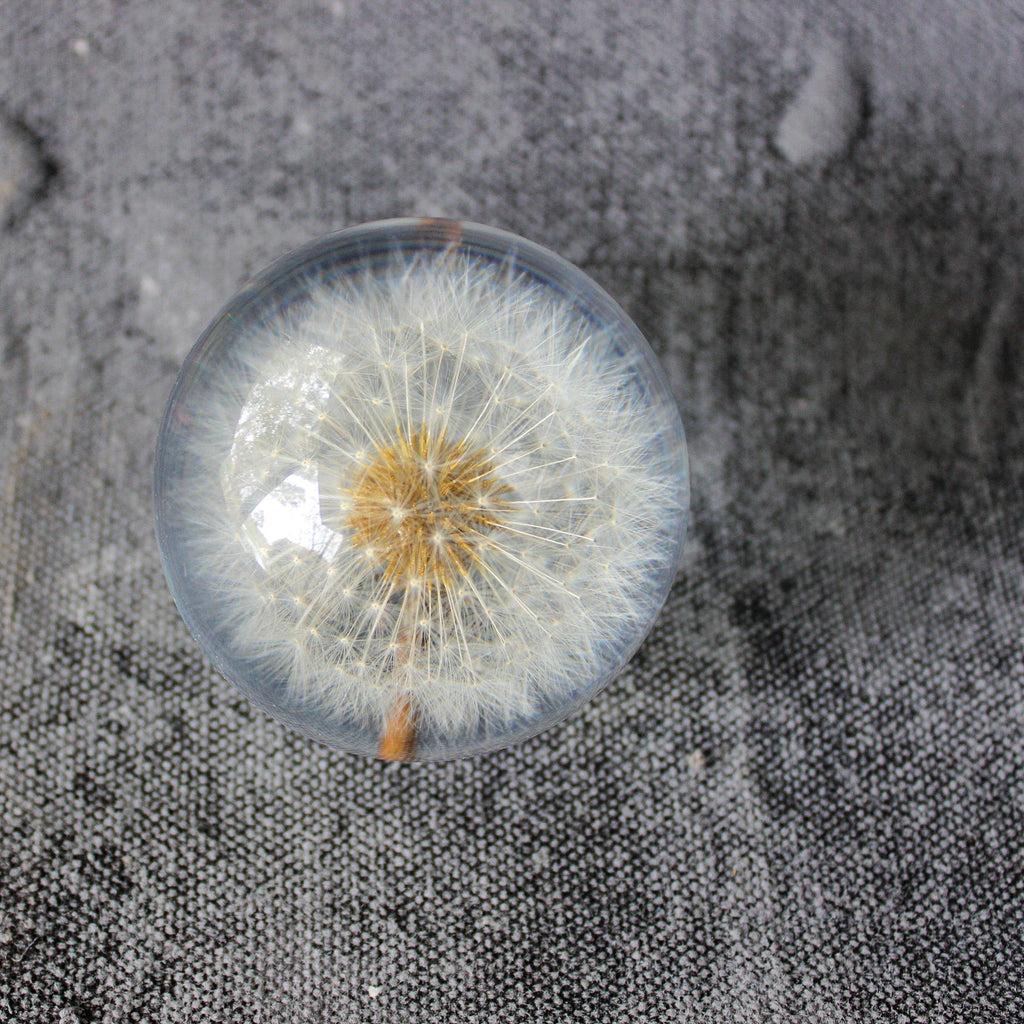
[[378, 692, 417, 761], [378, 617, 417, 761]]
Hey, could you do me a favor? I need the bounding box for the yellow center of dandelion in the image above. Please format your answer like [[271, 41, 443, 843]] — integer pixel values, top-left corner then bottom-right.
[[345, 425, 512, 588]]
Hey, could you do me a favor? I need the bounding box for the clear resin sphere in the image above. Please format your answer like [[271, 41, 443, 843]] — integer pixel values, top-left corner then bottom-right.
[[154, 219, 689, 761]]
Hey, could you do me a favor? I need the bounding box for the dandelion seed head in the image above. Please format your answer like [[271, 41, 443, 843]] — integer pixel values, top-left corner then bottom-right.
[[155, 220, 688, 759]]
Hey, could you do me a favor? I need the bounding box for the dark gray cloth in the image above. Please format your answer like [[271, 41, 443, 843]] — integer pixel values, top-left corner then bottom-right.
[[2, 2, 1023, 1021]]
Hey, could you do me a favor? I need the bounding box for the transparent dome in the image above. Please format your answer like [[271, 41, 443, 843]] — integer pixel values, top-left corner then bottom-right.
[[154, 219, 689, 761]]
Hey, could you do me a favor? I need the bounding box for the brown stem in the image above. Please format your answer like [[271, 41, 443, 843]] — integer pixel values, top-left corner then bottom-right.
[[378, 618, 417, 761], [378, 694, 417, 761]]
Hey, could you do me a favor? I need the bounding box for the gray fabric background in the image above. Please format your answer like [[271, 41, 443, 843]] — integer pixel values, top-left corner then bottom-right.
[[2, 1, 1023, 1020]]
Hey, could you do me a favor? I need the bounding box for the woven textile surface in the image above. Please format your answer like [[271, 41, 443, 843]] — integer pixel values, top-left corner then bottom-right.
[[2, 2, 1023, 1021]]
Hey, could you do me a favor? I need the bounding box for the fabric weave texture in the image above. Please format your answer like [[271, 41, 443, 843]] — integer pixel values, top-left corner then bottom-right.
[[1, 2, 1023, 1021]]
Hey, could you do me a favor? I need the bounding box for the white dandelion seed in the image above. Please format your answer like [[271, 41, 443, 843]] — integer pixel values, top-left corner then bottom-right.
[[155, 220, 689, 760]]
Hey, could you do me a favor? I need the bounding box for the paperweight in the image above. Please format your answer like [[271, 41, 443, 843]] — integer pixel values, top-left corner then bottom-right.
[[154, 219, 689, 760]]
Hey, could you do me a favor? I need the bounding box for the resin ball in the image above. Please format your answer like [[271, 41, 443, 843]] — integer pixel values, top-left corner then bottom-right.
[[154, 219, 689, 761]]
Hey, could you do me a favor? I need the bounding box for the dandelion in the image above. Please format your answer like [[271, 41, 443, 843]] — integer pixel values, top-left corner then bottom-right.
[[155, 220, 689, 760]]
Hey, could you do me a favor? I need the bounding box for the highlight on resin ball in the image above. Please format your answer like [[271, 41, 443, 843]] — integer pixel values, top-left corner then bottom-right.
[[154, 219, 689, 761]]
